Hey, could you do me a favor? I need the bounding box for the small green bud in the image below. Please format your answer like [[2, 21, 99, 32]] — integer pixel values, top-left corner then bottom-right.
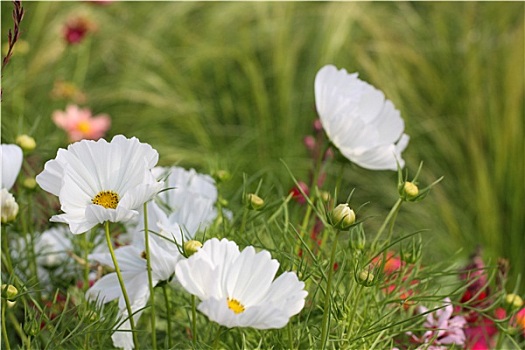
[[246, 193, 264, 210], [1, 284, 18, 300], [16, 134, 36, 152], [23, 317, 40, 336], [184, 240, 203, 257], [213, 170, 231, 183], [505, 293, 523, 309], [23, 177, 37, 190], [357, 269, 375, 287], [403, 182, 419, 200], [331, 203, 356, 230], [319, 190, 331, 202], [350, 224, 366, 251]]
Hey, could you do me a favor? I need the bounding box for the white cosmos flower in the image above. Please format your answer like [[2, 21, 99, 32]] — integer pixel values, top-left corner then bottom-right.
[[35, 135, 164, 234], [1, 144, 23, 190], [35, 226, 73, 268], [175, 238, 308, 329], [315, 64, 410, 171], [152, 166, 219, 237]]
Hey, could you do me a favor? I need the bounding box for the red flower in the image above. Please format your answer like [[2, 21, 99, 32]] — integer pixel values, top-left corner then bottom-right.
[[63, 17, 95, 45], [290, 181, 309, 204]]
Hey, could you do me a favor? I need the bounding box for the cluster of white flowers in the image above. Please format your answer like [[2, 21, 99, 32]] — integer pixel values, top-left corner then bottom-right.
[[28, 64, 407, 349], [35, 135, 308, 350]]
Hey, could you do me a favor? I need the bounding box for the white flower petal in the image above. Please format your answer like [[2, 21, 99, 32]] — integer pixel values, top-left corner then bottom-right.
[[86, 273, 123, 304], [175, 252, 221, 300], [226, 247, 278, 306], [315, 65, 409, 170], [1, 144, 23, 190], [261, 272, 308, 317]]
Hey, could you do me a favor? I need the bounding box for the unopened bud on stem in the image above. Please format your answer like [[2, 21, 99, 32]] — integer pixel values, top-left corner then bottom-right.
[[331, 203, 356, 230]]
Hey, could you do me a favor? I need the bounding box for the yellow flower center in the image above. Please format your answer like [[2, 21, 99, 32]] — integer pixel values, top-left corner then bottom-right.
[[77, 121, 91, 134], [227, 298, 245, 314], [92, 190, 119, 209]]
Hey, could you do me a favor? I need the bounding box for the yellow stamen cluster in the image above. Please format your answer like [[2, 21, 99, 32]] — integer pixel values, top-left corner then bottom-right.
[[77, 121, 92, 134], [227, 298, 245, 314], [92, 190, 119, 209]]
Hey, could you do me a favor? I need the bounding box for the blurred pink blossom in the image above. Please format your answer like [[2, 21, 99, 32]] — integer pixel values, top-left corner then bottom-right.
[[53, 104, 110, 142], [409, 298, 467, 347]]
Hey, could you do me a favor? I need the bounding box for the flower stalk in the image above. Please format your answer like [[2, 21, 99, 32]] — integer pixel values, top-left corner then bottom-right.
[[104, 221, 139, 349], [143, 203, 157, 349], [162, 285, 173, 349], [320, 229, 340, 350]]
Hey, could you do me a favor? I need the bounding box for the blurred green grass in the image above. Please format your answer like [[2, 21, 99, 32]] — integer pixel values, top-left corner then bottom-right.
[[2, 2, 523, 287]]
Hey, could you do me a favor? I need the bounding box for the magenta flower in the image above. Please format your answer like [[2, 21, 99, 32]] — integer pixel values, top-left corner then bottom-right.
[[63, 17, 95, 45], [52, 104, 110, 142]]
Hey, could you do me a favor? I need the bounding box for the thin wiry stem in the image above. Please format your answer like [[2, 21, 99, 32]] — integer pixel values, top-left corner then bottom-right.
[[162, 285, 173, 349], [104, 221, 139, 349], [2, 300, 12, 350], [320, 229, 340, 350], [143, 203, 157, 349]]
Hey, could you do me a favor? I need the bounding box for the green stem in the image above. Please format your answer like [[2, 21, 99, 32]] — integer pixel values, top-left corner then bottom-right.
[[81, 231, 91, 291], [287, 322, 294, 350], [191, 294, 197, 348], [104, 221, 139, 349], [212, 325, 222, 350], [320, 230, 340, 350], [143, 204, 157, 349], [346, 285, 363, 339], [2, 226, 13, 275], [2, 300, 11, 350], [7, 311, 28, 348], [295, 199, 314, 256], [371, 198, 403, 250], [162, 285, 173, 349], [239, 207, 249, 234]]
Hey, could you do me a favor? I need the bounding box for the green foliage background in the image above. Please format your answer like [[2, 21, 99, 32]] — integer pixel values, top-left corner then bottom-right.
[[2, 0, 523, 289]]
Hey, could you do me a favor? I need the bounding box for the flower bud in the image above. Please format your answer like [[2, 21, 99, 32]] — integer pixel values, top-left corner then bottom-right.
[[357, 269, 375, 287], [212, 170, 231, 183], [350, 224, 366, 251], [505, 293, 524, 309], [184, 240, 202, 257], [246, 193, 264, 210], [331, 203, 356, 230], [403, 182, 419, 200], [1, 189, 19, 223], [23, 177, 37, 190], [16, 134, 36, 152], [1, 284, 18, 300], [24, 317, 40, 336], [319, 190, 331, 202]]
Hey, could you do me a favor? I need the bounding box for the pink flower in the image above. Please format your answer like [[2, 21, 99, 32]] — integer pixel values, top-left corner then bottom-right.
[[411, 298, 467, 347], [52, 104, 110, 142], [515, 308, 525, 336], [464, 308, 506, 350]]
